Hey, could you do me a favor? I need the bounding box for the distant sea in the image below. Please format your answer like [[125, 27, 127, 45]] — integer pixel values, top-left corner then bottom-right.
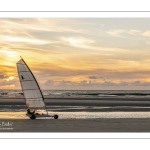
[[1, 90, 150, 98]]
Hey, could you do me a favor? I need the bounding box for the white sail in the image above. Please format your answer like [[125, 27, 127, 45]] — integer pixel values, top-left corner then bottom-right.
[[16, 58, 46, 109]]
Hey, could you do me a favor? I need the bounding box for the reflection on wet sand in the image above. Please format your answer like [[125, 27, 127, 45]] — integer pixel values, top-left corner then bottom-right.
[[1, 111, 150, 119]]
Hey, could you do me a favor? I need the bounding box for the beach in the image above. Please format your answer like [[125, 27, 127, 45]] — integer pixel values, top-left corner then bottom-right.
[[1, 118, 150, 132], [0, 97, 150, 132]]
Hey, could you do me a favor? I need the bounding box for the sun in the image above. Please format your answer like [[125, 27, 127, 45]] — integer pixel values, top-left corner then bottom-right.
[[8, 76, 14, 80], [5, 76, 15, 81]]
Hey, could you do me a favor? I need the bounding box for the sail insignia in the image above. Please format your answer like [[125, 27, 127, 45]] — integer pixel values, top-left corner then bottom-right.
[[21, 75, 25, 80]]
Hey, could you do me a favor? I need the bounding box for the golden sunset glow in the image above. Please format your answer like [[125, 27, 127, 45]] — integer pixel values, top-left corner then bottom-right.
[[1, 18, 150, 90]]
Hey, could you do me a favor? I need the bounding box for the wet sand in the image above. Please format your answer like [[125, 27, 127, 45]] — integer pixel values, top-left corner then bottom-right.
[[1, 97, 150, 112], [1, 97, 150, 107], [0, 118, 150, 132]]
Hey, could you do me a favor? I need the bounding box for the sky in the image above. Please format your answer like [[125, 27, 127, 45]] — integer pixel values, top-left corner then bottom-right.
[[1, 18, 150, 90]]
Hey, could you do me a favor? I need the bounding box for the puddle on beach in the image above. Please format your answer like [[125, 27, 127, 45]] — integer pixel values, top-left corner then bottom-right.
[[1, 111, 150, 119]]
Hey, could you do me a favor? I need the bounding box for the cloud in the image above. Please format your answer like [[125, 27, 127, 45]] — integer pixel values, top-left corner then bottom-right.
[[60, 37, 125, 52], [130, 81, 150, 86], [128, 29, 141, 35], [106, 30, 126, 37], [43, 79, 150, 88], [0, 35, 49, 45], [43, 79, 78, 87], [88, 75, 98, 79], [0, 18, 88, 52], [0, 73, 10, 79], [59, 80, 78, 86], [101, 81, 117, 86], [146, 41, 150, 45], [0, 70, 20, 89], [99, 24, 105, 27], [118, 81, 130, 86], [102, 81, 150, 87], [0, 74, 5, 79], [142, 31, 150, 37], [0, 19, 85, 35], [61, 37, 95, 49], [43, 80, 55, 85], [0, 78, 19, 88]]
